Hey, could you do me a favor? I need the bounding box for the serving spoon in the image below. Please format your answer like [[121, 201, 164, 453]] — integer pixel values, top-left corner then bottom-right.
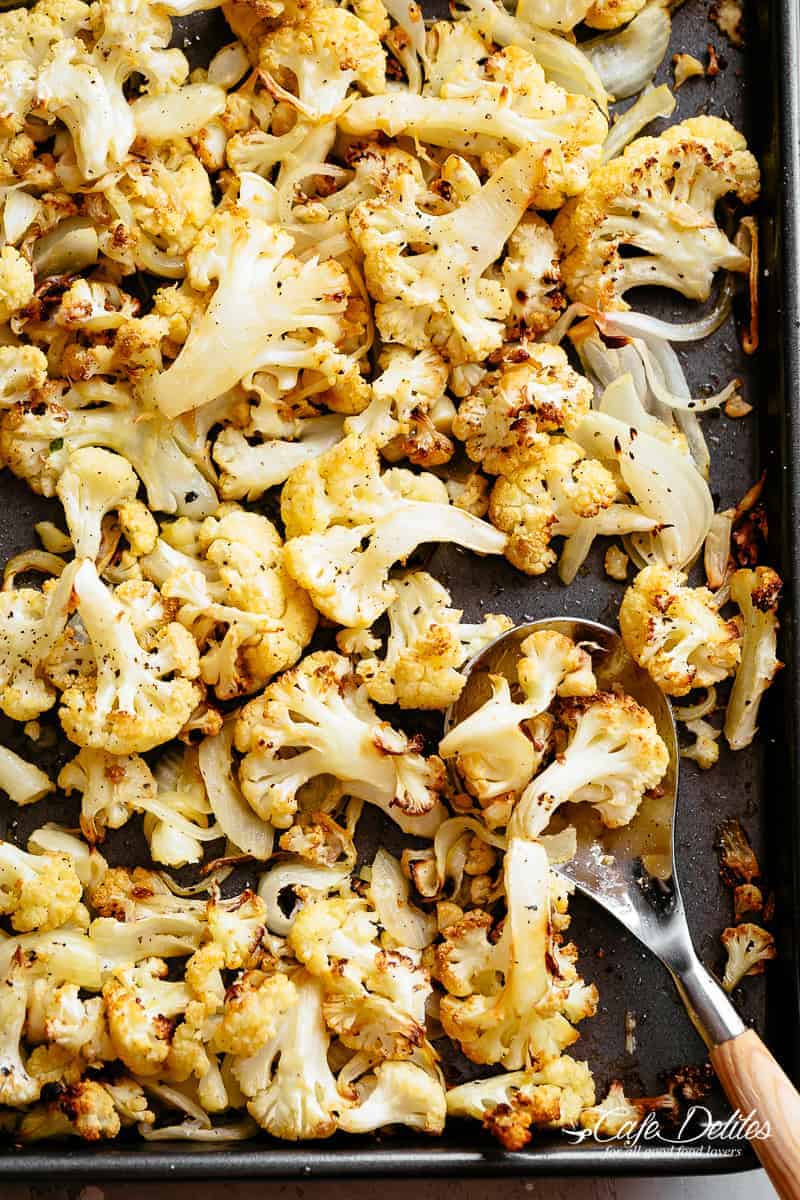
[[444, 617, 800, 1196]]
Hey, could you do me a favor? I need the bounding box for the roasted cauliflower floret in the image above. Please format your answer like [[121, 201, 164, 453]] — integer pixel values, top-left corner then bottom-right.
[[452, 345, 593, 474], [488, 434, 653, 577], [337, 571, 511, 710], [721, 922, 776, 992], [58, 747, 156, 843], [258, 1, 385, 121], [281, 435, 505, 627], [206, 890, 277, 971], [235, 650, 446, 836], [553, 116, 760, 309], [509, 691, 670, 838], [0, 962, 41, 1106], [724, 567, 783, 750], [439, 630, 595, 804], [343, 46, 606, 209], [338, 1060, 446, 1135], [46, 560, 202, 754], [620, 565, 741, 696], [142, 506, 317, 699], [19, 1080, 121, 1142], [0, 559, 79, 722], [344, 345, 454, 467], [0, 377, 219, 520], [349, 145, 545, 365], [103, 957, 190, 1076], [0, 841, 83, 932], [437, 838, 598, 1069], [55, 446, 151, 560], [211, 968, 296, 1057], [232, 969, 341, 1140], [445, 1055, 596, 1149], [0, 245, 34, 322], [147, 207, 366, 419], [288, 893, 431, 1060]]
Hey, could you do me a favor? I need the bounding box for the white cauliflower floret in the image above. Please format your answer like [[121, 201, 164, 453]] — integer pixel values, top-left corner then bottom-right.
[[508, 691, 670, 839], [103, 957, 191, 1076], [440, 630, 596, 803], [0, 962, 41, 1106], [553, 116, 760, 310], [46, 559, 202, 754], [147, 207, 365, 418], [19, 1079, 122, 1141], [349, 145, 545, 365], [212, 415, 344, 503], [142, 506, 317, 699], [500, 214, 564, 336], [337, 570, 511, 710], [338, 1061, 446, 1135], [55, 446, 146, 560], [344, 345, 454, 467], [343, 46, 607, 210], [620, 565, 741, 697], [0, 345, 48, 407], [235, 651, 446, 836], [288, 892, 431, 1060], [452, 345, 593, 474], [0, 245, 34, 322], [0, 841, 83, 932], [281, 435, 506, 627], [445, 1055, 596, 1149], [488, 434, 655, 578], [232, 969, 341, 1140], [58, 748, 156, 842], [0, 378, 219, 519], [724, 567, 783, 751], [680, 718, 721, 770], [0, 559, 79, 721], [437, 838, 598, 1068], [84, 139, 215, 277], [26, 978, 112, 1063], [721, 922, 776, 992], [257, 0, 385, 121]]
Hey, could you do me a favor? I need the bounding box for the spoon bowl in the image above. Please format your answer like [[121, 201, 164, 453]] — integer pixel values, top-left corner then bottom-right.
[[444, 618, 800, 1193]]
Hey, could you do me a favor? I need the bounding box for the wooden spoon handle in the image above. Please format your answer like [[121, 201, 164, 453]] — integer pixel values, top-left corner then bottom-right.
[[711, 1029, 800, 1198]]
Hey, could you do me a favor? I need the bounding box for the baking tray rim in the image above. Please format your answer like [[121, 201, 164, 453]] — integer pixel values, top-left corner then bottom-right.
[[1, 0, 799, 1176]]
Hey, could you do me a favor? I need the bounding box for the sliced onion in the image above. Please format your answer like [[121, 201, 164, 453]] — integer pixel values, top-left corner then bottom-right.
[[0, 746, 54, 806], [2, 549, 65, 587], [140, 1119, 258, 1141], [584, 3, 671, 100], [157, 866, 233, 896], [3, 189, 40, 245], [198, 723, 274, 861], [541, 301, 590, 345], [674, 687, 718, 723], [136, 794, 223, 842], [139, 1081, 212, 1127], [368, 848, 437, 949], [704, 509, 735, 589], [33, 218, 98, 277], [603, 84, 675, 162], [28, 824, 107, 888], [595, 276, 734, 343], [258, 860, 349, 935]]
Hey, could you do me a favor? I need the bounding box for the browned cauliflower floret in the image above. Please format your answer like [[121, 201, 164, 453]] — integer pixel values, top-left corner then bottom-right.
[[721, 922, 776, 992], [337, 570, 511, 710], [45, 561, 202, 754], [553, 116, 760, 310], [19, 1080, 121, 1142], [0, 246, 34, 322], [0, 842, 83, 932], [210, 969, 296, 1057], [235, 650, 446, 836], [437, 839, 597, 1069], [620, 565, 741, 696], [103, 957, 190, 1076], [142, 506, 317, 700], [724, 566, 783, 750], [452, 345, 593, 474], [488, 434, 651, 578]]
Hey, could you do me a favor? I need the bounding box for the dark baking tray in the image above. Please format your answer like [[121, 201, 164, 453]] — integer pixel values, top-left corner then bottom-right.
[[1, 0, 799, 1177]]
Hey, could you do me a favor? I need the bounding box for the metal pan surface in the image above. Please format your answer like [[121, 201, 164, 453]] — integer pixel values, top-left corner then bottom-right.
[[1, 0, 799, 1176]]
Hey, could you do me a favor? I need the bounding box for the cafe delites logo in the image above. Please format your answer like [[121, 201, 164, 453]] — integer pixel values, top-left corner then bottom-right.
[[563, 1105, 772, 1150]]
